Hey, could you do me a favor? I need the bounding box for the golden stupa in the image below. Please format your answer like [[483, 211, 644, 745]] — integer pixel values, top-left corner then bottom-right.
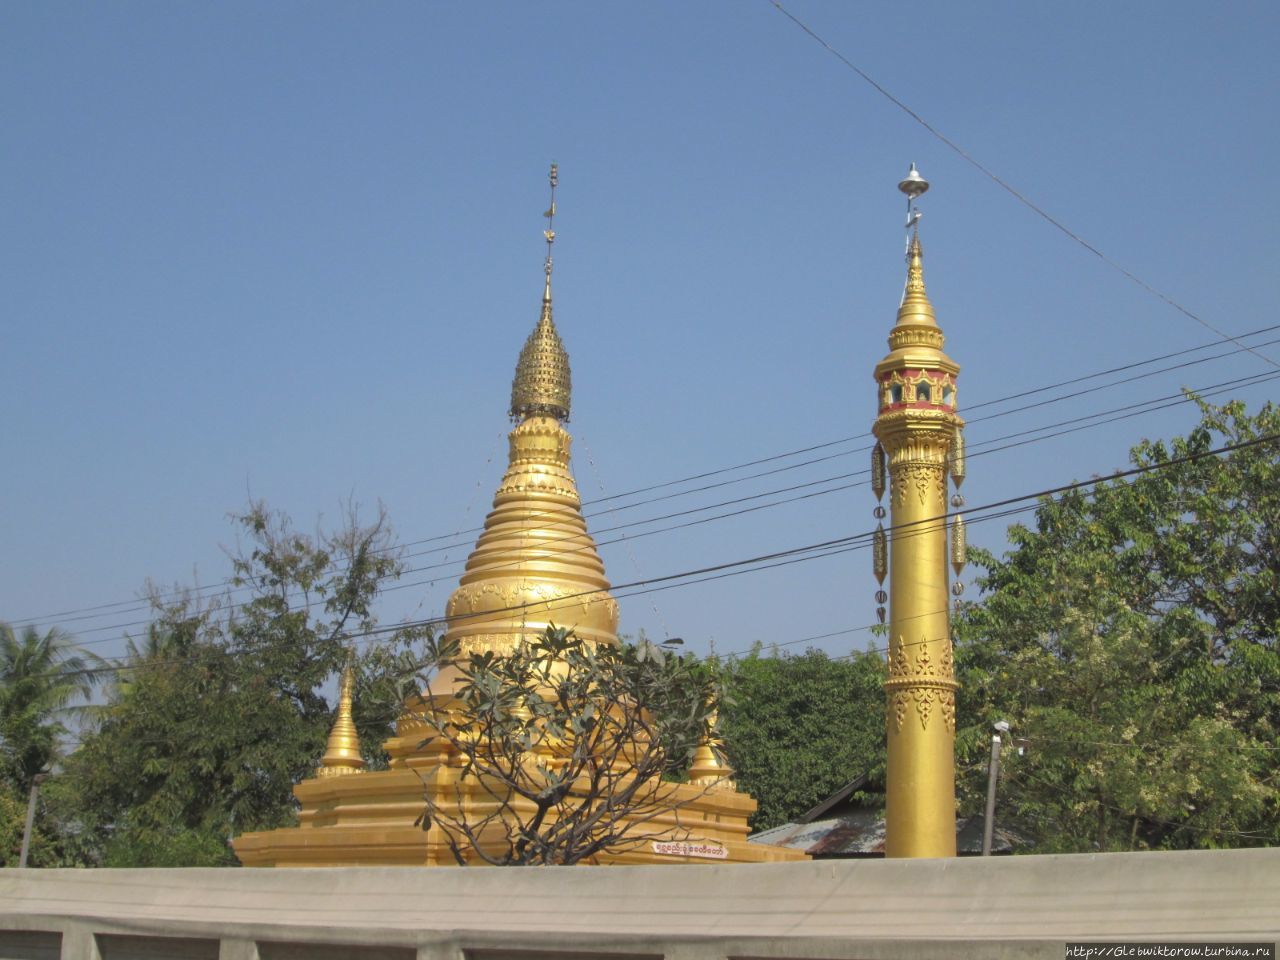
[[233, 168, 804, 867]]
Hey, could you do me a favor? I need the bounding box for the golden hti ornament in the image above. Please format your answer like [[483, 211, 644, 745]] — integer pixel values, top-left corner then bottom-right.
[[872, 164, 962, 858]]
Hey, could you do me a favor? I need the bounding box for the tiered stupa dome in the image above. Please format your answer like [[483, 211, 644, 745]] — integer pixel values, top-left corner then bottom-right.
[[438, 202, 617, 658]]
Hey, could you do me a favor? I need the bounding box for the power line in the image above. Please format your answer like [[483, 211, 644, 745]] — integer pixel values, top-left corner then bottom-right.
[[11, 324, 1277, 636], [23, 431, 1278, 683], [206, 430, 1280, 644], [12, 320, 1275, 629], [766, 0, 1280, 372], [41, 363, 1280, 648], [1017, 735, 1280, 756], [14, 364, 1279, 652], [16, 318, 1280, 631]]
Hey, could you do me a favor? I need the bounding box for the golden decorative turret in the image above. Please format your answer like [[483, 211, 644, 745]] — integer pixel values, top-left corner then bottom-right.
[[688, 710, 737, 792], [316, 660, 365, 779], [872, 165, 963, 858]]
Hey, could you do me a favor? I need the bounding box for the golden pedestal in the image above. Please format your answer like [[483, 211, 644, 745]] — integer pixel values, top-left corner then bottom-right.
[[234, 757, 802, 867]]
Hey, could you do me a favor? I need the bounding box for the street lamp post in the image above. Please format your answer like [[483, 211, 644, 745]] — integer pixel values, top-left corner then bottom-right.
[[981, 721, 1009, 857], [19, 772, 50, 868]]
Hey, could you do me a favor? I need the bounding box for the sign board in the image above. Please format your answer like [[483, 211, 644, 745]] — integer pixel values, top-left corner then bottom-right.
[[652, 840, 729, 860]]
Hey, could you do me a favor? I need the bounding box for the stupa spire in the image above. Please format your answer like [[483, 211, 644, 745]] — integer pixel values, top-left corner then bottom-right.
[[510, 163, 572, 423], [424, 168, 618, 670], [896, 230, 937, 327], [316, 657, 365, 778]]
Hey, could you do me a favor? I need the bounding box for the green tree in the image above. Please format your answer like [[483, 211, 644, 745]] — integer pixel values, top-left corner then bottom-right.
[[0, 623, 100, 793], [0, 623, 104, 866], [405, 626, 716, 865], [955, 398, 1280, 851], [58, 500, 428, 866], [718, 647, 886, 832]]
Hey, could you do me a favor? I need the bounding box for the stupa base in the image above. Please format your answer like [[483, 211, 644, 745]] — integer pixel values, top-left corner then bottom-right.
[[233, 766, 805, 867]]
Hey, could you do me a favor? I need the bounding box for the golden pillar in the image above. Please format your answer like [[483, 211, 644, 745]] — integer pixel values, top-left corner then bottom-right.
[[872, 166, 962, 858]]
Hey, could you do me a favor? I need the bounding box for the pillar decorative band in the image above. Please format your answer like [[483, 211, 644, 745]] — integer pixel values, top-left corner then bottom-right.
[[885, 680, 958, 733], [885, 637, 957, 732], [891, 461, 947, 508]]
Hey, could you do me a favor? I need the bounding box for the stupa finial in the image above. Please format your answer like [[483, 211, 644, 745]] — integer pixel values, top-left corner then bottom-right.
[[510, 164, 572, 423], [317, 654, 365, 778], [543, 162, 557, 303], [894, 163, 938, 329]]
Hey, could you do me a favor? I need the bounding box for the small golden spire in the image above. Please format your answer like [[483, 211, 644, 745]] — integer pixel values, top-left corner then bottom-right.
[[317, 658, 365, 778], [688, 709, 737, 791], [510, 163, 572, 423], [896, 228, 938, 327]]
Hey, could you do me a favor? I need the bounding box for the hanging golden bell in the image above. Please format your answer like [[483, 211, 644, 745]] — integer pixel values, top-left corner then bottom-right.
[[873, 522, 888, 585], [948, 425, 966, 488], [872, 441, 887, 501], [950, 513, 967, 576]]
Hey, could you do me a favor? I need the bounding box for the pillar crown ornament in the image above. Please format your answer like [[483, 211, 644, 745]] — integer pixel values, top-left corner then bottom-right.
[[875, 230, 959, 383], [897, 232, 937, 326]]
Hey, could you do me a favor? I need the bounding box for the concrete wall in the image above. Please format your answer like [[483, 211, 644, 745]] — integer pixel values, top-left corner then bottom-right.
[[1, 848, 1277, 960]]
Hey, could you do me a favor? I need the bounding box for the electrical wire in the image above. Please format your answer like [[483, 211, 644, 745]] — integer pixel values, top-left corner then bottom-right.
[[12, 321, 1280, 640], [11, 321, 1278, 630], [37, 363, 1280, 647], [19, 431, 1277, 683], [766, 0, 1280, 372]]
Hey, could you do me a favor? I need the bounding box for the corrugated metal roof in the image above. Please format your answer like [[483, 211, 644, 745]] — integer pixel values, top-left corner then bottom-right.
[[752, 813, 1023, 856]]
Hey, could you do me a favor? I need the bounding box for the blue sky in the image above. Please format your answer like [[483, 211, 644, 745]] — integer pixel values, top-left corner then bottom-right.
[[4, 1, 1278, 665]]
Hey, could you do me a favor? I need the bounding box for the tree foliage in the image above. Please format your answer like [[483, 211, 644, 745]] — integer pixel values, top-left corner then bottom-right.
[[0, 623, 101, 794], [955, 398, 1280, 851], [56, 501, 426, 865], [405, 625, 716, 865], [0, 623, 105, 866], [717, 647, 886, 832]]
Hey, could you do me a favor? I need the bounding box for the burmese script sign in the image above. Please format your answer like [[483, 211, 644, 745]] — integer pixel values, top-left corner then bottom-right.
[[652, 840, 728, 860]]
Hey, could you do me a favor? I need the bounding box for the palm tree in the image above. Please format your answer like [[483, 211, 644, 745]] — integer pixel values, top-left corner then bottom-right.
[[0, 623, 101, 792]]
